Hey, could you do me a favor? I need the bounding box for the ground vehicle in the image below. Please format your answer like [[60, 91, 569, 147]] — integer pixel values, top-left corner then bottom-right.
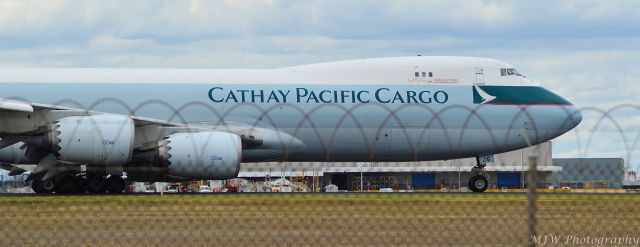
[[198, 185, 212, 193], [143, 185, 156, 193], [165, 185, 180, 193]]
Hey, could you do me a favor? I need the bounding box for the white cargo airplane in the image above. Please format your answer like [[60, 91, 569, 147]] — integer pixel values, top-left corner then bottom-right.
[[0, 56, 581, 193]]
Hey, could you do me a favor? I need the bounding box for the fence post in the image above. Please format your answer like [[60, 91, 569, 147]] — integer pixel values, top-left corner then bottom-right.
[[526, 155, 538, 246]]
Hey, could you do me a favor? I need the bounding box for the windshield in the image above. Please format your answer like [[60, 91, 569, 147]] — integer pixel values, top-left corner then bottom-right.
[[500, 68, 523, 77]]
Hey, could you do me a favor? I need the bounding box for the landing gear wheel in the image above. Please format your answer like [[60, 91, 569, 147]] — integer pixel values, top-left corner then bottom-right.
[[105, 176, 125, 194], [41, 178, 56, 193], [75, 177, 88, 193], [31, 174, 45, 193], [468, 175, 488, 193], [86, 176, 106, 194], [55, 175, 77, 194]]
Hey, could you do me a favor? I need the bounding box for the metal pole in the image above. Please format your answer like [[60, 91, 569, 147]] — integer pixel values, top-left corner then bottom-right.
[[526, 155, 538, 247], [521, 149, 525, 190], [456, 160, 460, 191], [312, 168, 315, 193], [360, 165, 363, 192]]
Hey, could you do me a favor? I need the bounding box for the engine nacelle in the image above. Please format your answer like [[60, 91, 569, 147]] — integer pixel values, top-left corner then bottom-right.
[[127, 131, 242, 181], [47, 115, 135, 166], [0, 141, 29, 164], [164, 132, 241, 180]]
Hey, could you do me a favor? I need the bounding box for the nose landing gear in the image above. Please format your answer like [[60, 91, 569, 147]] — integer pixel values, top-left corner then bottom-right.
[[468, 155, 492, 193], [468, 174, 488, 192]]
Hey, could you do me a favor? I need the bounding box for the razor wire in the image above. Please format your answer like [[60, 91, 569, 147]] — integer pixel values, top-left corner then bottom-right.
[[0, 97, 581, 161]]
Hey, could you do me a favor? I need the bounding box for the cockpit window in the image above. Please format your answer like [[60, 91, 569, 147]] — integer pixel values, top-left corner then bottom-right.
[[500, 68, 523, 77]]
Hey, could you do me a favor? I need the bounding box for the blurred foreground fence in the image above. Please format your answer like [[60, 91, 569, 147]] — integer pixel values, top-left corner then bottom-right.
[[1, 101, 640, 245]]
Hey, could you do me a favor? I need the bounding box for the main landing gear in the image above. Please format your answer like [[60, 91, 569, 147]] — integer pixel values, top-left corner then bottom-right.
[[468, 155, 492, 193], [29, 173, 127, 194]]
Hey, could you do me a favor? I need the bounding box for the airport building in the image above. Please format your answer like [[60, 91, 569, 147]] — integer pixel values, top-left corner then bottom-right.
[[552, 158, 625, 189], [0, 142, 628, 192], [238, 142, 560, 191]]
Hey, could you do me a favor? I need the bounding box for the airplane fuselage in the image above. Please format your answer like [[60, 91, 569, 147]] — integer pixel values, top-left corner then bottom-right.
[[0, 56, 582, 163]]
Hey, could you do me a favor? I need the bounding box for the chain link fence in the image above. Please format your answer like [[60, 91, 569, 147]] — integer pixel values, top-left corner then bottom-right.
[[0, 101, 639, 246]]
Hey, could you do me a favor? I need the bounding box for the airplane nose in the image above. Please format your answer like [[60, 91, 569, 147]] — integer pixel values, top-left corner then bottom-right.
[[567, 105, 582, 129]]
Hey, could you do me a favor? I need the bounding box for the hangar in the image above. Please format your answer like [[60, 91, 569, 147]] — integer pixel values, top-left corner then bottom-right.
[[1, 142, 627, 192], [552, 158, 625, 189], [238, 142, 560, 191]]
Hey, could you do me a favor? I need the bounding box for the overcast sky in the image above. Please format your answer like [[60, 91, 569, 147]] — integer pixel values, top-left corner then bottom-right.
[[1, 0, 640, 168]]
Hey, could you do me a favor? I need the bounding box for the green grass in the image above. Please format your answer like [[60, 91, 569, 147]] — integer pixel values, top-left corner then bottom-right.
[[1, 193, 639, 246]]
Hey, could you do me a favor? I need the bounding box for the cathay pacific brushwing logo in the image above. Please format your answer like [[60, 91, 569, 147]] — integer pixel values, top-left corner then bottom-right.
[[471, 85, 573, 105], [473, 85, 496, 104]]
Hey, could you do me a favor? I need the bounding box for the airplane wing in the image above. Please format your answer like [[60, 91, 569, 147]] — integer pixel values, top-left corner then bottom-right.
[[0, 98, 185, 127], [0, 98, 303, 180], [0, 99, 35, 112], [0, 98, 189, 177]]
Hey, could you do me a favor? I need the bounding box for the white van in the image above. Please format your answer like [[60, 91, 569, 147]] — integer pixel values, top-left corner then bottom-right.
[[199, 185, 213, 193]]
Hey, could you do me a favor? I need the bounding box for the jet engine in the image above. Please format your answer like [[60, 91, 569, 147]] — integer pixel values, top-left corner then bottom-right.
[[46, 115, 135, 165], [127, 131, 242, 181]]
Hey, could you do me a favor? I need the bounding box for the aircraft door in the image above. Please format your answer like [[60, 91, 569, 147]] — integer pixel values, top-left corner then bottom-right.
[[475, 67, 485, 85]]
